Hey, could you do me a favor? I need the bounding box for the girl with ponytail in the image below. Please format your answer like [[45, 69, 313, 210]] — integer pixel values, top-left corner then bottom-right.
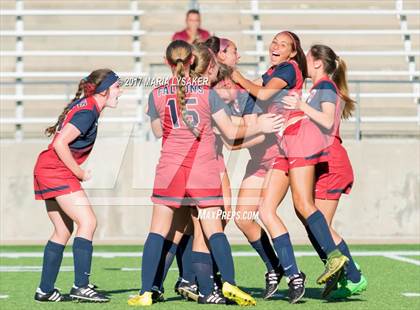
[[33, 69, 121, 303], [282, 44, 367, 299], [129, 40, 284, 306]]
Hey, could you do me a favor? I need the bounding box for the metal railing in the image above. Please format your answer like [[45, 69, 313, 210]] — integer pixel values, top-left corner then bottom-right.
[[1, 0, 419, 141]]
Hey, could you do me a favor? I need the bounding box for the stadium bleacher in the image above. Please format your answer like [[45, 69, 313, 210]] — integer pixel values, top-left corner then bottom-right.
[[0, 0, 419, 140]]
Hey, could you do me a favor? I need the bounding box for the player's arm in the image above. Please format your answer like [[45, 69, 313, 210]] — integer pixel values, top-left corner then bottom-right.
[[220, 114, 265, 150], [210, 90, 283, 140], [253, 77, 263, 86], [150, 119, 163, 138], [232, 70, 287, 101], [146, 92, 162, 138], [283, 94, 335, 130], [52, 123, 87, 180]]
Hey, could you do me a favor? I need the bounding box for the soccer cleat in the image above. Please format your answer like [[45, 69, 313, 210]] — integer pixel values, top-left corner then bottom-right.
[[34, 288, 67, 302], [222, 282, 256, 306], [198, 290, 226, 304], [69, 285, 109, 302], [316, 249, 349, 285], [151, 286, 165, 303], [177, 280, 199, 301], [174, 277, 182, 294], [127, 292, 153, 306], [213, 272, 223, 295], [330, 274, 368, 299], [263, 269, 283, 299], [287, 272, 306, 304], [322, 267, 343, 298]]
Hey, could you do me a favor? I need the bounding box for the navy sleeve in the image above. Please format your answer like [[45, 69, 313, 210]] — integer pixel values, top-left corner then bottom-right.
[[209, 89, 227, 114], [69, 110, 96, 136], [318, 81, 338, 104], [239, 92, 261, 115], [146, 92, 159, 120], [272, 63, 296, 87]]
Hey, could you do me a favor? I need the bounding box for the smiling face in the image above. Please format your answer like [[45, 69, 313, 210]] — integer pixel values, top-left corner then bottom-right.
[[217, 41, 240, 68], [269, 33, 297, 66], [104, 81, 123, 108]]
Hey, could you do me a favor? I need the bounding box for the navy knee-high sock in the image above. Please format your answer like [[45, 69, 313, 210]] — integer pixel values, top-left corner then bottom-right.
[[272, 233, 299, 277], [39, 240, 65, 293], [73, 237, 93, 288], [250, 229, 281, 272], [305, 225, 327, 264], [141, 233, 165, 294], [176, 234, 195, 283], [153, 239, 178, 290], [192, 252, 214, 296], [306, 210, 337, 256], [337, 240, 361, 283], [208, 233, 235, 285]]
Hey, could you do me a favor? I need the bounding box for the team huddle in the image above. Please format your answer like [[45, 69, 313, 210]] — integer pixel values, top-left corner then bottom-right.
[[32, 31, 368, 306]]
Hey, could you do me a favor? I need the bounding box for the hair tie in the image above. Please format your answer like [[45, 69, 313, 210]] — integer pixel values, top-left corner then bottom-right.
[[175, 58, 183, 63], [83, 82, 96, 97], [219, 38, 230, 53]]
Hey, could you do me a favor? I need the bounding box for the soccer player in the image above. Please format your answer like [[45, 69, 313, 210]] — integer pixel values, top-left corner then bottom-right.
[[232, 31, 310, 303], [127, 40, 283, 306], [33, 69, 122, 302], [207, 36, 284, 300], [282, 44, 368, 298]]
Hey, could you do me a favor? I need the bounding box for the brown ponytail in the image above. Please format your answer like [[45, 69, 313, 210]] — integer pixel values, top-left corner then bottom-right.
[[332, 57, 355, 119], [44, 68, 113, 136], [309, 44, 355, 119], [166, 40, 199, 138]]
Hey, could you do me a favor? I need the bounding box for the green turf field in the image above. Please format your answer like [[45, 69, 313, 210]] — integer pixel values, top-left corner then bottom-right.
[[1, 245, 419, 309]]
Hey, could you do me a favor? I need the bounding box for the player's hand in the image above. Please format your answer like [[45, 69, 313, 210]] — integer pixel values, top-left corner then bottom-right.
[[282, 93, 304, 110], [80, 169, 92, 182], [257, 113, 285, 133], [231, 70, 242, 83], [213, 126, 221, 135]]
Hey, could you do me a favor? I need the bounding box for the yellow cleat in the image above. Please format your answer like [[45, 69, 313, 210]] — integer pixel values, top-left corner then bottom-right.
[[127, 292, 153, 306], [222, 282, 256, 306], [317, 250, 349, 285]]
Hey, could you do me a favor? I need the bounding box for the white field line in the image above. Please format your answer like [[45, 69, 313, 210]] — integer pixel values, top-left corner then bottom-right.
[[402, 293, 420, 297], [0, 295, 9, 299], [121, 267, 178, 272], [383, 254, 420, 266], [0, 266, 73, 272], [1, 251, 419, 258]]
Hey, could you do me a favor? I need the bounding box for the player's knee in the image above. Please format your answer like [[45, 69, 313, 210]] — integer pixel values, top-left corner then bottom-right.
[[53, 228, 72, 244], [292, 195, 315, 217], [258, 206, 272, 225], [76, 216, 97, 234], [234, 216, 252, 231]]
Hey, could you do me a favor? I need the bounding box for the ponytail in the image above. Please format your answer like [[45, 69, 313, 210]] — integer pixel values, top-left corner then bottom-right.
[[44, 68, 114, 136], [44, 79, 85, 136], [166, 40, 200, 138], [332, 57, 355, 119], [309, 44, 355, 119]]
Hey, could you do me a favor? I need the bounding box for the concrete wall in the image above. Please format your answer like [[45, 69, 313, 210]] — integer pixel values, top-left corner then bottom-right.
[[1, 134, 419, 244]]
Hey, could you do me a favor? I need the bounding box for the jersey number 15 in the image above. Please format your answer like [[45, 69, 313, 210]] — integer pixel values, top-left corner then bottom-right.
[[166, 98, 200, 128]]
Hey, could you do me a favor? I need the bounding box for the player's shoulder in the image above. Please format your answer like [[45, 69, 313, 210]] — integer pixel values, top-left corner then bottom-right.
[[70, 97, 97, 114], [316, 79, 337, 92]]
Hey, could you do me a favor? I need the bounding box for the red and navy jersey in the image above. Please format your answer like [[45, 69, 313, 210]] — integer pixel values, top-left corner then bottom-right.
[[213, 80, 260, 158], [34, 96, 100, 178], [262, 60, 304, 120], [147, 78, 226, 167], [306, 76, 341, 139]]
